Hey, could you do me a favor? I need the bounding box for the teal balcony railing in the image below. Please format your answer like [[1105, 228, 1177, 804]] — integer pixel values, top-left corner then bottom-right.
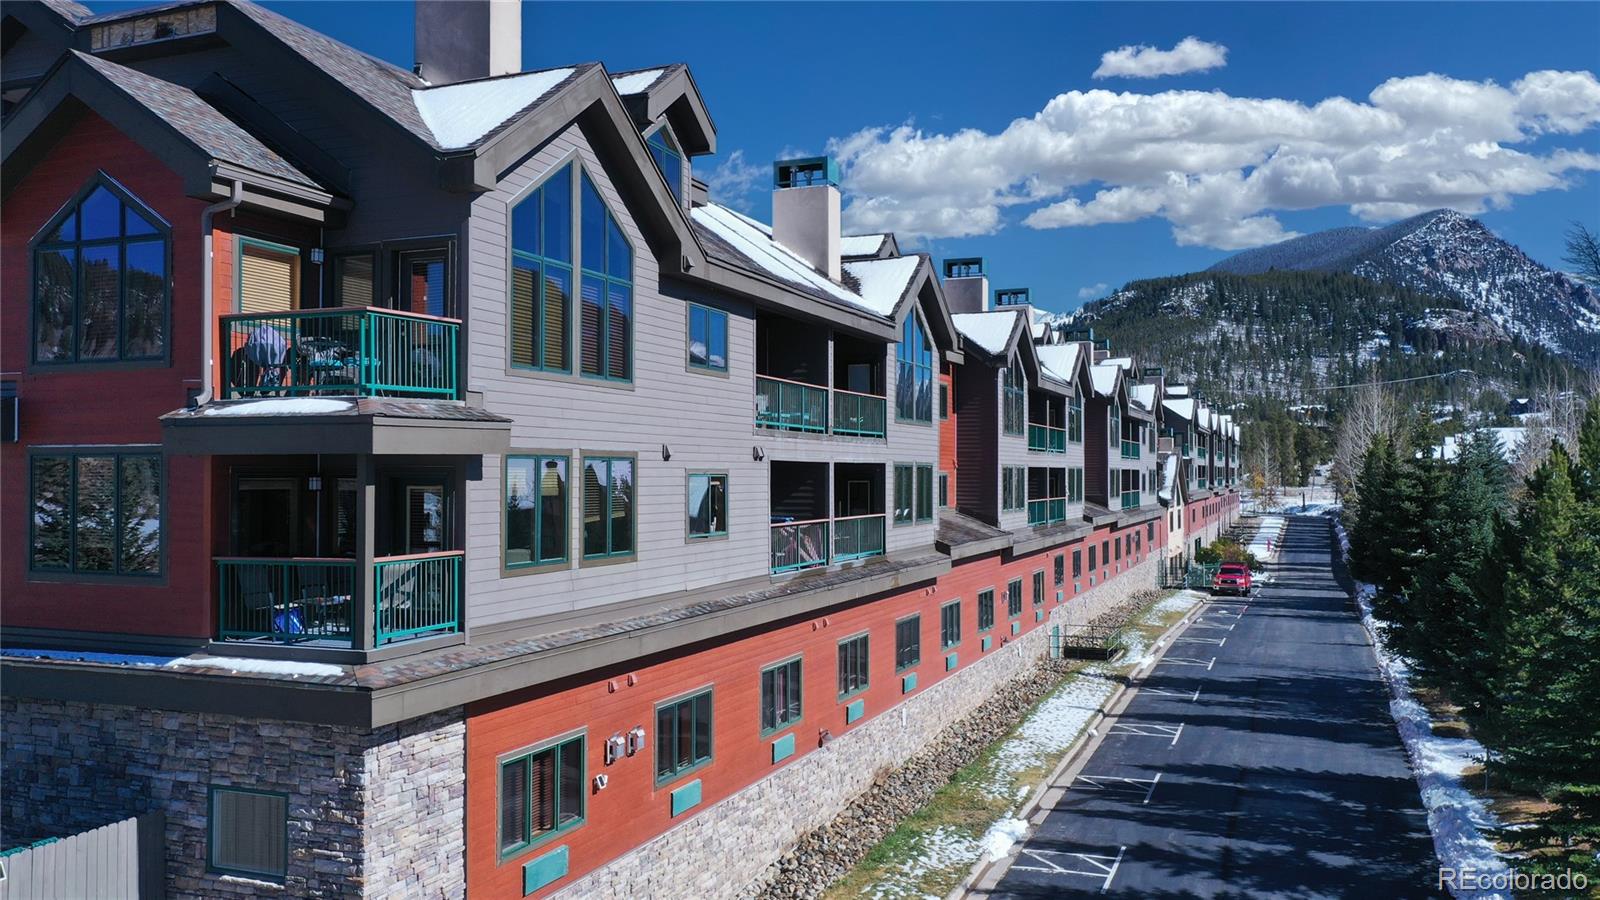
[[832, 389, 887, 438], [373, 551, 463, 646], [1028, 424, 1066, 453], [221, 307, 459, 400], [1121, 490, 1140, 510], [1121, 440, 1141, 459], [756, 376, 828, 434], [1027, 497, 1068, 526], [771, 518, 829, 574], [216, 557, 356, 645], [833, 514, 886, 562]]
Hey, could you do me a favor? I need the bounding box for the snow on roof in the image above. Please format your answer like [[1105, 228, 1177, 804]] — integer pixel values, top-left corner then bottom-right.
[[1423, 428, 1527, 462], [1031, 321, 1047, 340], [1089, 363, 1120, 397], [1163, 398, 1196, 422], [1167, 384, 1191, 397], [1129, 383, 1156, 411], [1195, 403, 1212, 430], [610, 67, 667, 95], [413, 67, 575, 148], [840, 234, 887, 257], [200, 399, 353, 416], [1035, 343, 1082, 383], [1103, 356, 1133, 370], [841, 255, 922, 316], [953, 311, 1021, 356], [691, 204, 875, 311]]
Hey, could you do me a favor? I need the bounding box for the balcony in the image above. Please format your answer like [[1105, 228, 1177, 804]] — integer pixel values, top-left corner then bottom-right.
[[755, 375, 828, 434], [1121, 490, 1140, 510], [216, 553, 462, 648], [222, 307, 459, 400], [832, 389, 887, 438], [1027, 497, 1068, 526], [770, 461, 887, 574], [1121, 439, 1141, 459], [1028, 424, 1066, 453], [771, 519, 829, 573], [833, 514, 887, 562]]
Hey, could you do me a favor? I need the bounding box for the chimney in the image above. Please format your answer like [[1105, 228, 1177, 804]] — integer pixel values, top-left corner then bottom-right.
[[772, 157, 841, 281], [942, 258, 988, 314], [415, 0, 521, 86], [993, 288, 1030, 309]]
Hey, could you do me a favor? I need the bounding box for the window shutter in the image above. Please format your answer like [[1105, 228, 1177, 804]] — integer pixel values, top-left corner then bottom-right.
[[238, 243, 298, 314], [543, 269, 569, 370], [530, 749, 555, 833], [580, 278, 604, 376], [511, 265, 536, 368]]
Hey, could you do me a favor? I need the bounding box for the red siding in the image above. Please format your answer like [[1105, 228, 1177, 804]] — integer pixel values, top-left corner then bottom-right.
[[464, 522, 1160, 897], [939, 363, 957, 506], [1, 112, 214, 639]]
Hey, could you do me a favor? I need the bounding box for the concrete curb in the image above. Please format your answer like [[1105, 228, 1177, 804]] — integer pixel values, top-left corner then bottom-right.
[[947, 591, 1214, 900]]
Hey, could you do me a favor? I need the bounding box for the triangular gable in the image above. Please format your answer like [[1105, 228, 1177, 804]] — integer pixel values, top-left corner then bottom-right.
[[612, 63, 715, 156]]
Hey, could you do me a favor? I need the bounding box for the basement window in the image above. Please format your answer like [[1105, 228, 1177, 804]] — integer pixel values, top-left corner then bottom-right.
[[209, 787, 286, 879]]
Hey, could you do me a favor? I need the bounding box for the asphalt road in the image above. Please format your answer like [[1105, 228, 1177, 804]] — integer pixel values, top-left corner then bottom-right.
[[981, 516, 1441, 899]]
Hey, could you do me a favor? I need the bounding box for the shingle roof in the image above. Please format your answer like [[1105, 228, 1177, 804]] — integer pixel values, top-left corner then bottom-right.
[[411, 65, 590, 149], [610, 64, 679, 95], [952, 310, 1021, 356], [74, 51, 322, 188]]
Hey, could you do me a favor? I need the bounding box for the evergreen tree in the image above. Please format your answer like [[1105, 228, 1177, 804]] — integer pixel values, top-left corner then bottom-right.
[[1575, 400, 1600, 505]]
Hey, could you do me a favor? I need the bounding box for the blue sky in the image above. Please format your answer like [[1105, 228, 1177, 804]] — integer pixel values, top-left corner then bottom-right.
[[94, 2, 1600, 313]]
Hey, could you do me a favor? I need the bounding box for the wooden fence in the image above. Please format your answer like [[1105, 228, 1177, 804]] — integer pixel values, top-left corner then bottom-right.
[[0, 813, 163, 899]]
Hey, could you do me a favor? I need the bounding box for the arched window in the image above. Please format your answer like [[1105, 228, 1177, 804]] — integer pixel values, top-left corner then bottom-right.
[[33, 176, 168, 364], [1001, 358, 1025, 435], [646, 124, 684, 204], [895, 310, 932, 422]]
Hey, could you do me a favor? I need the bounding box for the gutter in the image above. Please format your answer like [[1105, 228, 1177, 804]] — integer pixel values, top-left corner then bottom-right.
[[194, 179, 244, 407]]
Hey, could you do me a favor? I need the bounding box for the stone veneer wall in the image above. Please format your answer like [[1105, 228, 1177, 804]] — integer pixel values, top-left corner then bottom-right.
[[0, 697, 465, 899], [553, 556, 1158, 900]]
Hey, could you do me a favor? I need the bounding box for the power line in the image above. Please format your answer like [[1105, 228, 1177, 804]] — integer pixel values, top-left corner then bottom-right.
[[1312, 369, 1478, 392]]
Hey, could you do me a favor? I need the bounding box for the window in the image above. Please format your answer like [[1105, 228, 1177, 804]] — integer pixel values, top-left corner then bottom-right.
[[1089, 545, 1097, 570], [1148, 522, 1157, 542], [896, 312, 933, 422], [1110, 404, 1120, 449], [895, 615, 921, 671], [688, 473, 727, 538], [646, 124, 685, 202], [941, 599, 962, 648], [498, 734, 585, 857], [34, 178, 168, 364], [580, 172, 633, 380], [1068, 386, 1083, 442], [938, 472, 950, 508], [332, 252, 375, 307], [237, 237, 300, 314], [209, 787, 285, 878], [1102, 540, 1109, 564], [1032, 570, 1045, 606], [760, 657, 803, 734], [688, 304, 728, 371], [1002, 359, 1025, 435], [30, 451, 161, 577], [916, 465, 933, 523], [582, 456, 634, 559], [1115, 537, 1122, 561], [1054, 554, 1065, 586], [1001, 466, 1026, 512], [894, 464, 934, 525], [396, 248, 451, 317], [838, 634, 869, 699], [939, 383, 949, 419], [511, 162, 574, 372], [977, 588, 996, 631], [505, 454, 567, 568], [656, 690, 713, 783], [1072, 550, 1082, 578], [1007, 578, 1023, 618], [1068, 468, 1084, 503]]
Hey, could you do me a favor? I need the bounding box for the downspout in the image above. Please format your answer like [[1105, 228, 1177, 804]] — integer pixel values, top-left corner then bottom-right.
[[195, 179, 245, 407]]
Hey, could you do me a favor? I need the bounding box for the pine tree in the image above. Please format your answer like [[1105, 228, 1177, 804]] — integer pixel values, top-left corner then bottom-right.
[[1575, 400, 1600, 505]]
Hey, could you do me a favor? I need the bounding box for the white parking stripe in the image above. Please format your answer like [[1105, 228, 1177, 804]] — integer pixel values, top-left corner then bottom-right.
[[1011, 846, 1127, 891], [1158, 656, 1216, 669], [1141, 686, 1201, 702]]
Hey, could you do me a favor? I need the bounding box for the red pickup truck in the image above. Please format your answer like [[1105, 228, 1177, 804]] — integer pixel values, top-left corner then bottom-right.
[[1212, 562, 1253, 596]]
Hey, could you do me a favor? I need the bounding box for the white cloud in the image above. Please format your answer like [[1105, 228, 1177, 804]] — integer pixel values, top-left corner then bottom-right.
[[1078, 283, 1109, 299], [830, 69, 1600, 250], [1093, 37, 1228, 80], [703, 149, 765, 211]]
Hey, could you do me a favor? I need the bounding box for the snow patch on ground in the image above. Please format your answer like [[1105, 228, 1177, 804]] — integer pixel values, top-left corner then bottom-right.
[[983, 671, 1117, 795], [164, 656, 345, 678], [979, 818, 1031, 862], [1334, 519, 1511, 899], [863, 827, 980, 900], [1247, 515, 1285, 562]]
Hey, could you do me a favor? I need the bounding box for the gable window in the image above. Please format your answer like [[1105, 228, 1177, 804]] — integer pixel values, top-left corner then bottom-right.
[[30, 450, 161, 577], [688, 473, 728, 538], [656, 690, 713, 783], [511, 162, 574, 373], [581, 456, 634, 559], [760, 657, 803, 734], [209, 787, 286, 878], [505, 454, 568, 568], [977, 588, 996, 631], [396, 248, 451, 317], [580, 172, 633, 381], [646, 124, 685, 203], [1002, 359, 1025, 435], [941, 599, 962, 649], [1068, 386, 1083, 442], [838, 633, 869, 699], [34, 178, 168, 364], [688, 304, 728, 371], [1007, 578, 1023, 618], [498, 733, 585, 858], [895, 311, 933, 422], [895, 615, 921, 671]]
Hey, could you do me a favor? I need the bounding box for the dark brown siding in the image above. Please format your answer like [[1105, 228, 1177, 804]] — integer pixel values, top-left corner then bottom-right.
[[955, 365, 999, 523]]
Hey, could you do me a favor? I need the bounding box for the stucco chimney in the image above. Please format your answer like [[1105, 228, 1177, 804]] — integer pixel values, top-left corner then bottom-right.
[[941, 258, 988, 314], [415, 0, 521, 85], [772, 157, 841, 281]]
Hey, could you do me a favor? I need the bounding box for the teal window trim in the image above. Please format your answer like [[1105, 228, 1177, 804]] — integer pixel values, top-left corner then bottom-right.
[[686, 303, 728, 373], [1068, 387, 1084, 443], [977, 587, 996, 632], [207, 785, 288, 880], [892, 463, 914, 526], [836, 632, 870, 700], [580, 455, 635, 560], [894, 613, 921, 672], [687, 472, 729, 539], [894, 310, 934, 423], [940, 598, 962, 650], [914, 464, 934, 524], [497, 731, 587, 863], [645, 121, 685, 203], [578, 171, 634, 383], [1006, 578, 1023, 619], [759, 655, 804, 736], [28, 448, 164, 579], [1032, 570, 1046, 606], [504, 453, 569, 570], [1002, 359, 1026, 435], [234, 235, 302, 314], [654, 687, 714, 787], [510, 161, 575, 374]]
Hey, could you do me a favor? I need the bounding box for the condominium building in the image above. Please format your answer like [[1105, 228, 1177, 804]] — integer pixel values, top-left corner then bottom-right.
[[0, 2, 1241, 896]]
